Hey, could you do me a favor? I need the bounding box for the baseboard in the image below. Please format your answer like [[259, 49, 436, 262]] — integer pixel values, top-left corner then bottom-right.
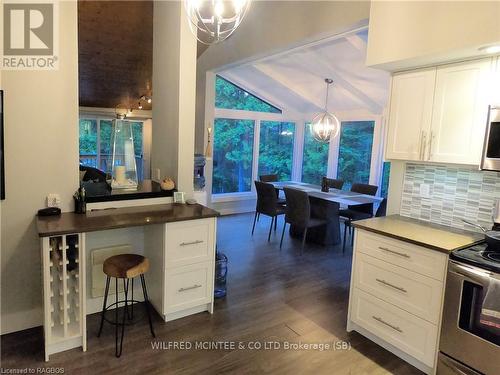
[[1, 308, 42, 335]]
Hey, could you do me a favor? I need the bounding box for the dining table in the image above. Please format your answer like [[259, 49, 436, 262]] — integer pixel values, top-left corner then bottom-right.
[[270, 181, 383, 246]]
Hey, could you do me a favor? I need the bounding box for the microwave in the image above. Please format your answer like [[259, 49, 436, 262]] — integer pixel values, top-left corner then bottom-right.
[[481, 105, 500, 171]]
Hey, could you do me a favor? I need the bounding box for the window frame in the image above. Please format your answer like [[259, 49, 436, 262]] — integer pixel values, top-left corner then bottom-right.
[[211, 108, 301, 202], [206, 70, 387, 202], [210, 111, 385, 201], [78, 116, 146, 176]]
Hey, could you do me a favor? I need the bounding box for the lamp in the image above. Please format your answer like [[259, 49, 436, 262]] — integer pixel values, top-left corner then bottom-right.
[[184, 0, 251, 45], [310, 78, 340, 143]]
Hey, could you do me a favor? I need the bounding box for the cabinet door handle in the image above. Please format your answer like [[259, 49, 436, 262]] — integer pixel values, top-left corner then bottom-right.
[[179, 240, 204, 246], [420, 131, 427, 160], [378, 246, 411, 259], [427, 131, 434, 160], [376, 278, 408, 293], [372, 316, 403, 333], [178, 284, 202, 292]]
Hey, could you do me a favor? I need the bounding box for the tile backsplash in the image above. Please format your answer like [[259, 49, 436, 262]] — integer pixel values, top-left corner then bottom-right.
[[400, 163, 500, 232]]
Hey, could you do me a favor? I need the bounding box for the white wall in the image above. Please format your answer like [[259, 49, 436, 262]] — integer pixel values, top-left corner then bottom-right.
[[367, 1, 500, 71], [152, 1, 197, 196], [0, 1, 79, 334], [195, 0, 370, 153]]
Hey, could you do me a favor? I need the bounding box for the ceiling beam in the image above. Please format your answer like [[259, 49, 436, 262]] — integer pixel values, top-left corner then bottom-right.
[[292, 52, 384, 114], [253, 63, 324, 112], [344, 34, 366, 53]]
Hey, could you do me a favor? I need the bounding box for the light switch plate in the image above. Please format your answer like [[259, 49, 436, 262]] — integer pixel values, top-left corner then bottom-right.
[[419, 183, 431, 199], [154, 168, 161, 181], [47, 194, 61, 207]]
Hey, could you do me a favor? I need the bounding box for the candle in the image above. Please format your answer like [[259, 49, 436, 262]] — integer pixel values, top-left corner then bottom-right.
[[115, 165, 126, 184]]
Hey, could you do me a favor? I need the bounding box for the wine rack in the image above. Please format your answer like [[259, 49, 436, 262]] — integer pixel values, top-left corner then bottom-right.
[[41, 233, 86, 361]]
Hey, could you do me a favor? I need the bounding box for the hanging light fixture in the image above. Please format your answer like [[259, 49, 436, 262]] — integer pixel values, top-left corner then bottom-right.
[[184, 0, 251, 45], [310, 78, 340, 143]]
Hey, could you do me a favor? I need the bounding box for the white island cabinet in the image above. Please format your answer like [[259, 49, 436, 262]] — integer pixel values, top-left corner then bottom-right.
[[347, 230, 448, 375], [144, 217, 217, 321]]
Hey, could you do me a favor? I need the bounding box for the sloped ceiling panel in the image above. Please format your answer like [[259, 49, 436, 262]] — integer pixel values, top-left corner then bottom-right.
[[219, 29, 390, 115]]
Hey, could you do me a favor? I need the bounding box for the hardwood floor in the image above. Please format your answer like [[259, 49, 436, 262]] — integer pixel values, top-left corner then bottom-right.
[[1, 213, 422, 374]]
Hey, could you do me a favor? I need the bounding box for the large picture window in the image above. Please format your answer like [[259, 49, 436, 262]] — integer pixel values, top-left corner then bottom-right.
[[258, 121, 295, 181], [337, 121, 375, 190], [212, 118, 255, 194], [215, 76, 281, 113], [301, 123, 329, 185], [79, 119, 145, 180]]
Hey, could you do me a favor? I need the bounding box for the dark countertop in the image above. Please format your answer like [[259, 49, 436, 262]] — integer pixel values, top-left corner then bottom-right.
[[83, 180, 174, 203], [352, 214, 484, 253], [36, 203, 220, 237]]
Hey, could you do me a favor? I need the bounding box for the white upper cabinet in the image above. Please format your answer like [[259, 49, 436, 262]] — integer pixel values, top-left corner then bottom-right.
[[386, 69, 436, 161], [385, 58, 494, 165], [429, 59, 492, 164]]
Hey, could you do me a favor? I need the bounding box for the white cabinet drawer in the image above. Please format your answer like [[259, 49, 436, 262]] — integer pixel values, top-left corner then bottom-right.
[[165, 262, 214, 313], [351, 288, 438, 367], [356, 230, 447, 281], [354, 253, 443, 324], [165, 218, 215, 268]]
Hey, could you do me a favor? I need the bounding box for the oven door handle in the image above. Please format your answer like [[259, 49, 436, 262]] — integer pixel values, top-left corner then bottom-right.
[[449, 261, 493, 285]]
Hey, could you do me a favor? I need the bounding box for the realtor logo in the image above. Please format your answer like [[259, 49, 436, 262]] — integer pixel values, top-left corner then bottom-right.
[[2, 1, 59, 70]]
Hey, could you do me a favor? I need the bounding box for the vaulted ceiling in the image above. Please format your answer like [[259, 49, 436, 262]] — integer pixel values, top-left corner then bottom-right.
[[78, 0, 153, 110], [218, 29, 390, 116]]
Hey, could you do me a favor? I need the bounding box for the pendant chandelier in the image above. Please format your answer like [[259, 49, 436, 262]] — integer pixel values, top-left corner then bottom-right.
[[310, 78, 340, 143], [184, 0, 251, 45]]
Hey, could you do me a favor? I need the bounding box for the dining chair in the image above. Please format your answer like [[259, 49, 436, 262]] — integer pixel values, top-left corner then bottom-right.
[[322, 177, 344, 190], [375, 198, 388, 217], [253, 181, 286, 242], [259, 174, 278, 183], [280, 187, 328, 255], [340, 183, 378, 253], [259, 173, 285, 208]]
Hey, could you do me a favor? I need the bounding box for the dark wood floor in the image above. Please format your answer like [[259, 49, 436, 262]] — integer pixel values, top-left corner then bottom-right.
[[1, 213, 422, 374]]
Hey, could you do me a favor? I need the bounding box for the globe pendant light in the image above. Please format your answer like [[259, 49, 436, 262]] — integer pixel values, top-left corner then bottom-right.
[[185, 0, 251, 45], [310, 78, 340, 143]]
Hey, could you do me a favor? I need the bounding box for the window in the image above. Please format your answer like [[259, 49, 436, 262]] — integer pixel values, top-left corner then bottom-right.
[[258, 121, 295, 180], [380, 162, 391, 198], [301, 123, 329, 185], [337, 121, 375, 190], [212, 118, 255, 194], [79, 119, 98, 168], [79, 119, 145, 180], [215, 76, 282, 113]]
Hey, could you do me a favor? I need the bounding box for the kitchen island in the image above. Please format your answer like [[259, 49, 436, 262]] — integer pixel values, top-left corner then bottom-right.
[[347, 215, 483, 375]]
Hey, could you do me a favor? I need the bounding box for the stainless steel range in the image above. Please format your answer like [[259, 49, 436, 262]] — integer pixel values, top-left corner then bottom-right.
[[438, 242, 500, 374]]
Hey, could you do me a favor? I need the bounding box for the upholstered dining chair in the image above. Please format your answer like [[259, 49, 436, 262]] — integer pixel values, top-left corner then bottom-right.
[[253, 181, 286, 242], [259, 174, 279, 183], [339, 183, 379, 253], [322, 177, 344, 190], [280, 187, 328, 255]]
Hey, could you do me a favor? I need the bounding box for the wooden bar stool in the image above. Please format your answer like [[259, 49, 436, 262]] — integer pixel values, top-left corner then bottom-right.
[[97, 254, 155, 357]]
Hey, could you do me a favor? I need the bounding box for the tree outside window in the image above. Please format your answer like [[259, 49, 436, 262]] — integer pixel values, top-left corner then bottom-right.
[[302, 123, 329, 185], [258, 121, 295, 181], [212, 119, 255, 194]]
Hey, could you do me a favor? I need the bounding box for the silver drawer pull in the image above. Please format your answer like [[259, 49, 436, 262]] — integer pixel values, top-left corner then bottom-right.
[[376, 278, 408, 293], [372, 316, 403, 333], [180, 240, 204, 246], [378, 246, 410, 259], [178, 284, 202, 292]]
